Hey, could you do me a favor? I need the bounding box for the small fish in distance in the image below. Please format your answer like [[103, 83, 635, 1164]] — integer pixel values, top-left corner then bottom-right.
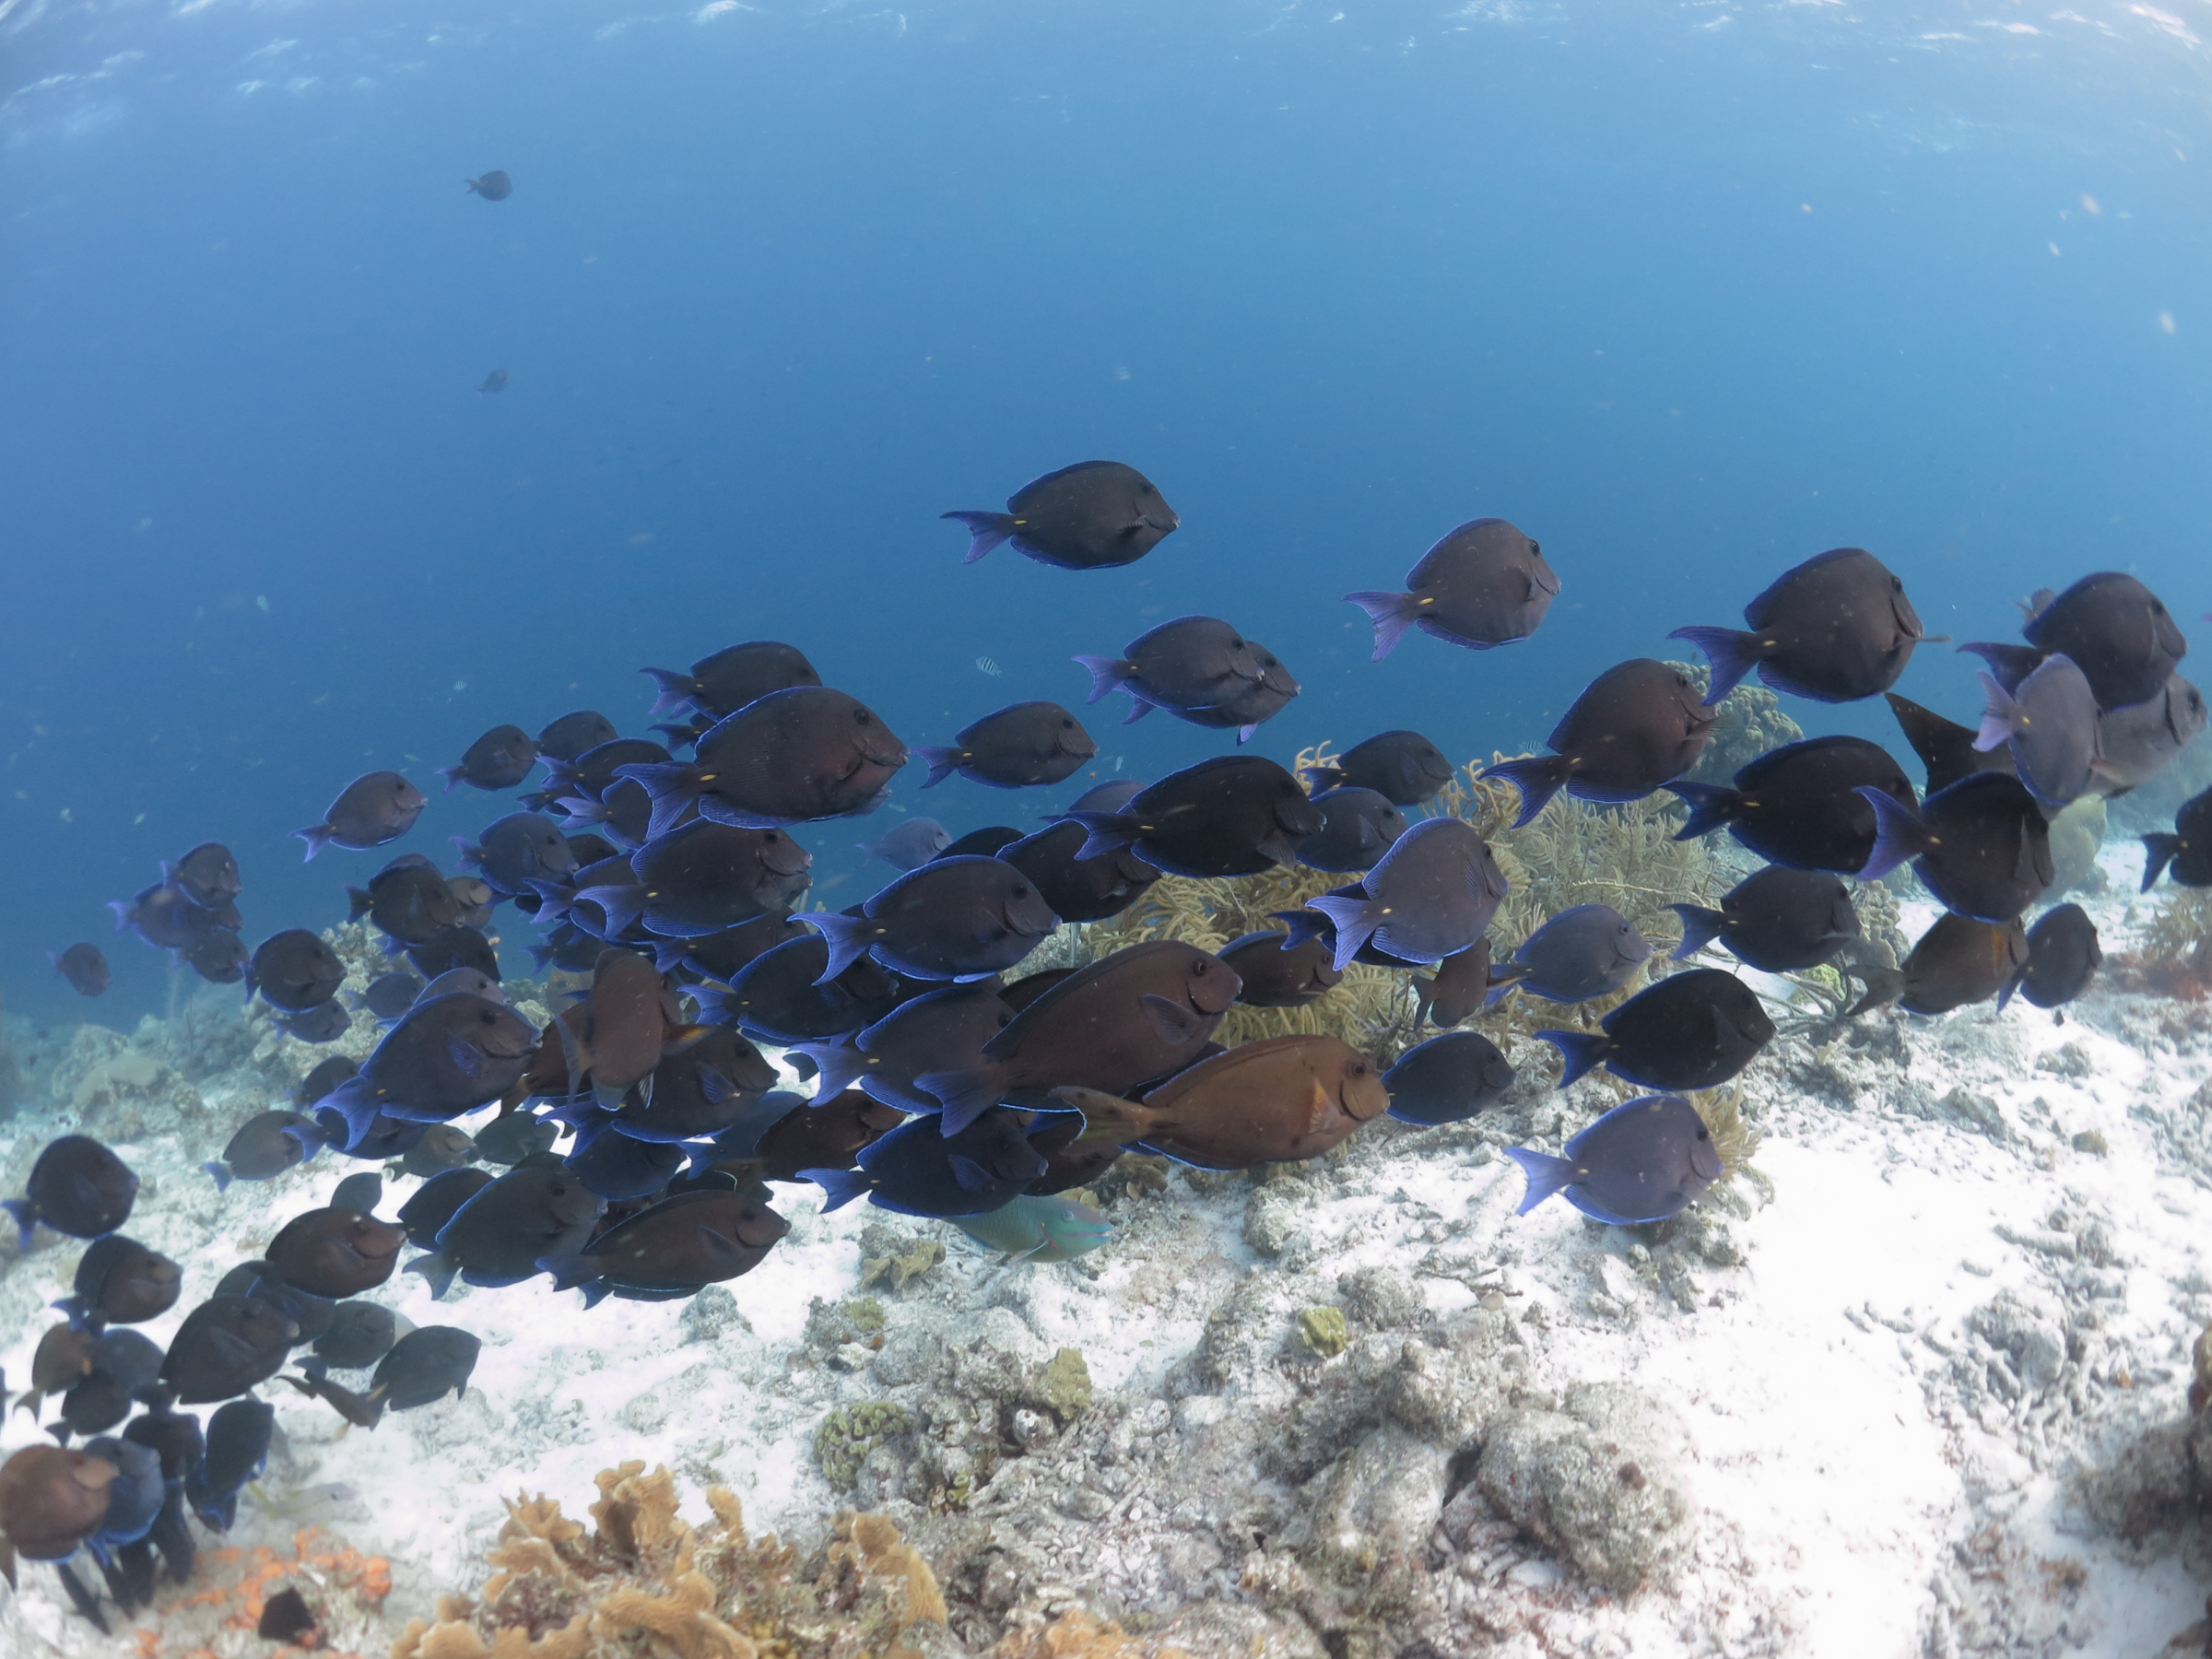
[[1506, 1094, 1724, 1226], [945, 460, 1178, 570], [477, 369, 509, 394], [441, 724, 536, 791], [2000, 902, 2100, 1013], [465, 170, 512, 200], [1347, 517, 1559, 659], [1300, 729, 1456, 806], [859, 817, 951, 870], [52, 943, 110, 997], [5, 1135, 137, 1246], [296, 771, 428, 861], [1670, 547, 1924, 704], [2142, 785, 2212, 889]]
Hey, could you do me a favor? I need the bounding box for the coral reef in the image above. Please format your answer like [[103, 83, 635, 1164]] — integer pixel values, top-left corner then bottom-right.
[[389, 1462, 947, 1659], [1669, 664, 1806, 785]]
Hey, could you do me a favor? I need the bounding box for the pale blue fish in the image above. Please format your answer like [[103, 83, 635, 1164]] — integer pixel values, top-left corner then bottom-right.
[[949, 1194, 1112, 1262]]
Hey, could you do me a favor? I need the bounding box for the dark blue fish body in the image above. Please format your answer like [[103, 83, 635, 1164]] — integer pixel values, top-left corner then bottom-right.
[[2001, 901, 2102, 1012], [1498, 905, 1652, 1003], [1538, 968, 1773, 1091], [1302, 818, 1509, 971], [2142, 786, 2212, 889], [859, 817, 952, 869], [806, 855, 1058, 982], [1294, 787, 1408, 873], [1382, 1031, 1517, 1125], [1670, 547, 1923, 705], [944, 460, 1178, 569], [459, 812, 578, 897], [563, 1120, 688, 1201], [1855, 771, 2054, 924], [79, 1437, 165, 1563], [183, 1399, 275, 1531], [1667, 735, 1918, 874], [1506, 1095, 1724, 1225], [804, 1108, 1055, 1218]]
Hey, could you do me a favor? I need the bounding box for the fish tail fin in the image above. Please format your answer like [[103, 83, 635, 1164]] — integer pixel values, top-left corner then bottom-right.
[[200, 1161, 233, 1194], [403, 1253, 460, 1300], [1853, 785, 1926, 882], [1344, 590, 1422, 662], [915, 747, 962, 790], [801, 1166, 872, 1212], [574, 885, 643, 939], [1972, 673, 2022, 753], [1535, 1030, 1605, 1088], [1664, 781, 1741, 841], [1666, 625, 1764, 705], [294, 824, 335, 862], [107, 900, 134, 933], [915, 1067, 1005, 1135], [942, 511, 1017, 563], [1073, 654, 1133, 705], [651, 723, 702, 749], [1995, 967, 2025, 1013], [1480, 755, 1576, 828], [1267, 906, 1334, 951], [614, 762, 706, 840], [1048, 1085, 1159, 1147], [1666, 903, 1727, 959], [52, 1295, 93, 1332], [792, 1041, 867, 1103], [2142, 832, 2183, 891], [1299, 764, 1347, 791], [1958, 640, 2046, 692], [1845, 966, 1905, 1017], [1062, 810, 1138, 861], [1303, 892, 1379, 972], [1501, 1147, 1581, 1215], [535, 1252, 598, 1293], [802, 912, 872, 984], [1, 1198, 32, 1250], [437, 766, 465, 793], [640, 667, 697, 718], [1480, 965, 1530, 1007]]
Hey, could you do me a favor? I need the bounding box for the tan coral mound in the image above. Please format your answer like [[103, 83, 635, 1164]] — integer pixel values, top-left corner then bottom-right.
[[390, 1463, 945, 1659], [992, 1609, 1193, 1658]]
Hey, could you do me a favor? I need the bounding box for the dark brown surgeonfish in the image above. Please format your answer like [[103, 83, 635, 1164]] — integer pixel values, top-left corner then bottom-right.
[[169, 841, 242, 909], [265, 1207, 408, 1298], [159, 1298, 299, 1405], [1347, 517, 1560, 659], [1671, 547, 1924, 704], [644, 641, 821, 724], [1484, 659, 1716, 827], [441, 724, 538, 792], [2000, 902, 2101, 1013], [6, 1135, 137, 1246], [1065, 755, 1325, 878], [744, 1088, 906, 1182], [1849, 912, 2030, 1017], [999, 819, 1161, 924], [2021, 571, 2188, 710], [577, 820, 810, 938], [1218, 930, 1341, 1007], [1855, 771, 2054, 924], [1294, 787, 1408, 874], [539, 1182, 791, 1306], [1077, 616, 1270, 716], [619, 688, 907, 834], [915, 939, 1242, 1132], [347, 856, 465, 946], [1669, 735, 1919, 874], [1301, 728, 1456, 806], [203, 1110, 323, 1192], [1056, 1033, 1391, 1170], [296, 771, 428, 861], [1669, 866, 1861, 974], [247, 929, 347, 1014], [806, 856, 1058, 983], [944, 460, 1178, 570], [919, 701, 1099, 790], [16, 1324, 96, 1421], [61, 1236, 182, 1326], [1537, 968, 1774, 1091], [797, 983, 1017, 1114], [1382, 1030, 1518, 1125], [1413, 940, 1524, 1029], [406, 1164, 603, 1296], [0, 1444, 118, 1562], [553, 948, 688, 1110], [51, 942, 111, 997]]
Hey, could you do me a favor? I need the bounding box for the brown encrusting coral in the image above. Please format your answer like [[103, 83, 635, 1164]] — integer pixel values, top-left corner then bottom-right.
[[387, 1463, 946, 1659]]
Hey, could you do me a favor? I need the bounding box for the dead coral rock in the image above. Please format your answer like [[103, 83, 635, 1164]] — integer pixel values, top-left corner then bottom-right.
[[391, 1465, 947, 1659], [1473, 1381, 1691, 1594]]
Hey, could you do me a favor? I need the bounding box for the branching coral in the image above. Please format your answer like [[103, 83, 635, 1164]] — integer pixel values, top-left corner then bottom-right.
[[389, 1463, 946, 1659], [2144, 888, 2212, 977]]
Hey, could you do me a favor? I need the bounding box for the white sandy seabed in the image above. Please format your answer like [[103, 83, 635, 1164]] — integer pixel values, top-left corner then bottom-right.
[[1, 840, 2210, 1659]]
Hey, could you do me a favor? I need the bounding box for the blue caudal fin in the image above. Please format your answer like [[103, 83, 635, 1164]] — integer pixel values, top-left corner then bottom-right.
[[1958, 641, 2046, 695], [107, 899, 134, 933], [294, 824, 335, 862], [52, 1294, 94, 1331], [403, 1252, 460, 1300], [915, 747, 963, 790], [437, 765, 465, 793], [1344, 590, 1423, 662], [1666, 903, 1728, 960], [3, 1197, 35, 1250], [1304, 892, 1380, 972], [1853, 784, 1928, 882], [801, 1166, 873, 1212], [1534, 1029, 1606, 1088], [803, 912, 874, 984], [2142, 832, 2183, 891], [535, 1251, 599, 1293], [1072, 654, 1133, 705], [914, 1067, 1003, 1135], [1664, 781, 1742, 841], [200, 1160, 233, 1194], [1666, 625, 1765, 706], [574, 884, 643, 939], [640, 666, 697, 718], [792, 1041, 867, 1102], [1062, 810, 1139, 861], [1502, 1146, 1583, 1215], [1995, 965, 2027, 1013], [1972, 673, 2022, 754], [942, 510, 1017, 563], [1480, 755, 1577, 829], [613, 761, 705, 840], [1269, 907, 1333, 950]]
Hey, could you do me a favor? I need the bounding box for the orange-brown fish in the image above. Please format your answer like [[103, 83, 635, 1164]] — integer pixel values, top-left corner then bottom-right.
[[0, 1444, 118, 1569], [1054, 1033, 1390, 1170], [557, 948, 690, 1110]]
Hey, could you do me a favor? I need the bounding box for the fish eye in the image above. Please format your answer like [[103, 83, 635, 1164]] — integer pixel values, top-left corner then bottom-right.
[[854, 710, 872, 724], [2153, 599, 2168, 615], [1891, 575, 1903, 591]]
